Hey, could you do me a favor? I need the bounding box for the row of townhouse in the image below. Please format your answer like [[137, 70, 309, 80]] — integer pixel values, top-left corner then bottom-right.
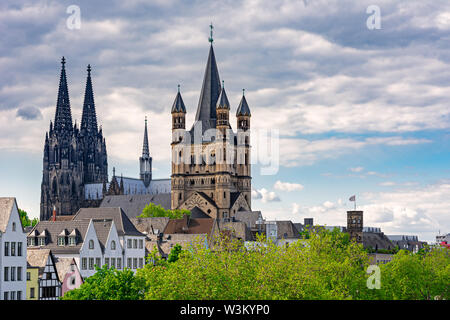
[[27, 207, 146, 280]]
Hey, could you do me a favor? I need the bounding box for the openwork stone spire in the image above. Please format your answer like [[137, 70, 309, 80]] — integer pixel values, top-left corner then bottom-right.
[[54, 57, 73, 132], [81, 64, 98, 134]]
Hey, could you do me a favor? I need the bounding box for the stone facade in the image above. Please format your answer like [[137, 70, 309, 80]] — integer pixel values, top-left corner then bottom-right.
[[40, 59, 107, 220], [170, 43, 252, 220]]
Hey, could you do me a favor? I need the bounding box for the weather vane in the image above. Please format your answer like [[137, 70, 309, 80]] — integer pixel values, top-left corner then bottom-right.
[[208, 23, 214, 43]]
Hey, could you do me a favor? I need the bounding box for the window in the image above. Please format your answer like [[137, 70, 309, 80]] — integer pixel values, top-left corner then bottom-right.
[[4, 292, 9, 300], [133, 258, 137, 269], [58, 237, 65, 246], [117, 258, 122, 270], [30, 288, 35, 298], [81, 258, 87, 270], [12, 222, 16, 231], [111, 258, 116, 269], [89, 240, 94, 249], [95, 258, 101, 268], [28, 237, 35, 247], [18, 242, 22, 256], [139, 240, 143, 249], [68, 236, 76, 246], [27, 272, 31, 281], [11, 267, 16, 281], [46, 272, 52, 280], [4, 267, 9, 281], [38, 237, 45, 246], [89, 258, 94, 270], [105, 258, 110, 268], [139, 258, 143, 269], [10, 291, 15, 300], [133, 239, 137, 249], [4, 242, 9, 256], [11, 242, 16, 256], [127, 258, 132, 268], [111, 240, 116, 250], [17, 267, 22, 281], [127, 239, 132, 249]]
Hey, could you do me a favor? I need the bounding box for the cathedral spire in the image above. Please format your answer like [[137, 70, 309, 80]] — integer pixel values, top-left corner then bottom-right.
[[193, 27, 221, 132], [142, 116, 150, 158], [54, 57, 73, 132], [81, 64, 98, 134]]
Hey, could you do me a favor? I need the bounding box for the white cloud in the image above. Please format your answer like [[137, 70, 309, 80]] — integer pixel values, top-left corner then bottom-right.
[[252, 188, 281, 203], [350, 167, 364, 173], [273, 180, 304, 192]]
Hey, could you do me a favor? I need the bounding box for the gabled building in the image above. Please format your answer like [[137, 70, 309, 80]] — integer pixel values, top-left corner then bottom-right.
[[26, 249, 62, 300], [0, 197, 27, 300], [27, 207, 146, 280], [54, 257, 83, 296]]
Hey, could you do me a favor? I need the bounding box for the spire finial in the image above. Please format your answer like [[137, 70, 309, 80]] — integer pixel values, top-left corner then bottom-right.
[[177, 84, 180, 93], [145, 115, 147, 125], [113, 167, 116, 177], [242, 88, 245, 96], [61, 56, 66, 66], [208, 23, 214, 44], [87, 64, 91, 75], [222, 80, 224, 88]]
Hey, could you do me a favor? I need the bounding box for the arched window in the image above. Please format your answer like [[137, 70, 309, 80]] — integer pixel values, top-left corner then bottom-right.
[[89, 240, 94, 249], [111, 240, 116, 250], [12, 222, 16, 231]]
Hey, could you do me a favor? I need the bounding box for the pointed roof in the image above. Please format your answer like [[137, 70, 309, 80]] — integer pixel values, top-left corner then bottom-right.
[[236, 91, 251, 116], [171, 86, 186, 113], [54, 57, 73, 132], [193, 44, 221, 131], [216, 81, 230, 110], [80, 64, 98, 134], [142, 117, 150, 158]]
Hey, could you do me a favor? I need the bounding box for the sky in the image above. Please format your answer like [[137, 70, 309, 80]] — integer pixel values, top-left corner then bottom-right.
[[1, 0, 449, 242]]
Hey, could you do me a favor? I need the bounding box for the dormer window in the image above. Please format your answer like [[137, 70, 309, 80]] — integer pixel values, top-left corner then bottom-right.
[[68, 236, 76, 246], [57, 236, 66, 246], [27, 237, 35, 247], [38, 237, 45, 246]]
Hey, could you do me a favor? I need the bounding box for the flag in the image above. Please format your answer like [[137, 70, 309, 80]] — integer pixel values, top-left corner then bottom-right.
[[349, 195, 356, 202]]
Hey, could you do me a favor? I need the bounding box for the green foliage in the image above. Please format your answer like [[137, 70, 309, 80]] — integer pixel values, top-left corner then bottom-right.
[[370, 249, 450, 300], [61, 265, 144, 300], [18, 209, 38, 227], [138, 203, 190, 219], [61, 230, 450, 300], [167, 244, 183, 263]]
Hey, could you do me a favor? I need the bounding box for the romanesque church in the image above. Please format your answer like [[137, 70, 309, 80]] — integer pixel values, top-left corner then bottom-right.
[[41, 34, 252, 221]]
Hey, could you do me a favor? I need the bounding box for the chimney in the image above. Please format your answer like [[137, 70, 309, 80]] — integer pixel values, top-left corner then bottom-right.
[[52, 205, 57, 222]]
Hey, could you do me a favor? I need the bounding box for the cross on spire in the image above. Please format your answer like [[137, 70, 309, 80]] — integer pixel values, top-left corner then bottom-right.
[[61, 56, 66, 66], [87, 64, 91, 75], [208, 23, 214, 44]]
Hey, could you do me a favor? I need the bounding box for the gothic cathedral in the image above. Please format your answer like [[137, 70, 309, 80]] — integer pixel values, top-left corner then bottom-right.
[[40, 58, 108, 220]]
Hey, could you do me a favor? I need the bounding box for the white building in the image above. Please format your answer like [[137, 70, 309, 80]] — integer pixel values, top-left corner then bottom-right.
[[27, 208, 146, 280], [0, 198, 27, 300]]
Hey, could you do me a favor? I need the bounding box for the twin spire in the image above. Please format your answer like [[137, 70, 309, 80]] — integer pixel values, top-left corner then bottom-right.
[[53, 57, 99, 135]]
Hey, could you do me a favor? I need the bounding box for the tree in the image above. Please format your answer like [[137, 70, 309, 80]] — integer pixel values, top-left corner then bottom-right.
[[18, 209, 38, 228], [373, 249, 450, 300], [138, 203, 190, 219], [61, 265, 144, 300], [167, 244, 183, 263]]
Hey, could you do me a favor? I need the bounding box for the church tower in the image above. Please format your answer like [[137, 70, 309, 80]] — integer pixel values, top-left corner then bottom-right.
[[170, 25, 252, 220], [40, 57, 82, 220], [140, 117, 152, 187], [40, 59, 108, 220]]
